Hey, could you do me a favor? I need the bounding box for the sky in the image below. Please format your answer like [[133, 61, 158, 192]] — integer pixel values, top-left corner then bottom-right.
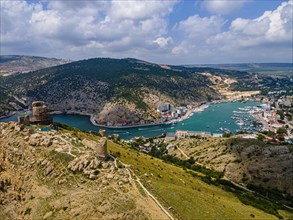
[[1, 0, 292, 64]]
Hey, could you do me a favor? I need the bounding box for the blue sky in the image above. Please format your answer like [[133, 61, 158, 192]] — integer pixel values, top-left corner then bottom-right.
[[1, 0, 292, 64]]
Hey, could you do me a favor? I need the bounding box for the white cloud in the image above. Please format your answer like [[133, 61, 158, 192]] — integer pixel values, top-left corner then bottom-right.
[[203, 0, 247, 15], [153, 37, 173, 48], [169, 1, 292, 63], [0, 0, 292, 64], [177, 15, 226, 38], [0, 0, 177, 60], [171, 15, 225, 57], [109, 1, 174, 21], [172, 44, 188, 55], [210, 0, 293, 49]]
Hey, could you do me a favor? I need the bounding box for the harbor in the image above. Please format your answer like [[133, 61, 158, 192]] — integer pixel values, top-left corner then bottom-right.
[[1, 101, 261, 139]]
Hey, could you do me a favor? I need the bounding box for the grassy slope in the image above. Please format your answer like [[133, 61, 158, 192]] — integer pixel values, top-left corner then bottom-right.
[[0, 124, 169, 220], [72, 130, 284, 220]]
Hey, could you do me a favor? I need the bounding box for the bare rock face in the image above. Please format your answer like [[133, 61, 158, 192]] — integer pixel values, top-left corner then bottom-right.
[[41, 137, 53, 147], [67, 154, 110, 180], [95, 103, 141, 125], [29, 133, 42, 146], [28, 133, 53, 147], [67, 155, 94, 173], [81, 139, 96, 150], [173, 137, 293, 197]]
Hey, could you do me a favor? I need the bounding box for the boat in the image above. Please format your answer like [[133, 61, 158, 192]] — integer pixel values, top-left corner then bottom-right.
[[236, 120, 244, 126]]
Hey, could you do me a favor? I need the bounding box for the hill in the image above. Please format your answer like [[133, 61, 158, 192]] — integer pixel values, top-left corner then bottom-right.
[[1, 58, 292, 123], [0, 55, 71, 76], [1, 122, 292, 219], [168, 136, 293, 201], [0, 58, 221, 123], [190, 63, 293, 75]]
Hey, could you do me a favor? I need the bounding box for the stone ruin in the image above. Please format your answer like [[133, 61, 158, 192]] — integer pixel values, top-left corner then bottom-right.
[[30, 101, 53, 125], [99, 129, 106, 137], [17, 115, 30, 126], [96, 137, 109, 161]]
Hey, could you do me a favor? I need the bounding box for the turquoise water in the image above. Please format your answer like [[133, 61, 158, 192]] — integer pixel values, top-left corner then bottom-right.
[[0, 101, 260, 139]]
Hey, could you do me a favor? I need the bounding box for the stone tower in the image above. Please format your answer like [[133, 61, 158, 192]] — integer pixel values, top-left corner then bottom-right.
[[99, 129, 106, 137], [96, 137, 108, 160], [30, 101, 53, 125]]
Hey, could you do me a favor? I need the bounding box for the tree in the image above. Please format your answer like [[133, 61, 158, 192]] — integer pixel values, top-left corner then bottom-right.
[[257, 134, 265, 142], [276, 128, 287, 135], [276, 110, 284, 120]]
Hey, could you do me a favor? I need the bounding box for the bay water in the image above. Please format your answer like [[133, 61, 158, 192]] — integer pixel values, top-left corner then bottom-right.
[[0, 101, 260, 139]]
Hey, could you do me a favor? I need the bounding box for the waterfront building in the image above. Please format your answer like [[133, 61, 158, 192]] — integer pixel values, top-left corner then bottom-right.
[[176, 130, 188, 139], [212, 133, 223, 137], [157, 102, 175, 113], [165, 132, 176, 142], [175, 130, 212, 139]]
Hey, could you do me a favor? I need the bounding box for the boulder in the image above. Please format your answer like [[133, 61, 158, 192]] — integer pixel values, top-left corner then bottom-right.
[[41, 138, 52, 147], [89, 174, 97, 180], [43, 211, 53, 219], [121, 177, 129, 183], [102, 162, 109, 169], [29, 133, 42, 146], [106, 174, 114, 179]]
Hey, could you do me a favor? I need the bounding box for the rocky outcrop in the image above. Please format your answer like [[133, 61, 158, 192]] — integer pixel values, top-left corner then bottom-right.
[[170, 137, 293, 197], [0, 122, 152, 220]]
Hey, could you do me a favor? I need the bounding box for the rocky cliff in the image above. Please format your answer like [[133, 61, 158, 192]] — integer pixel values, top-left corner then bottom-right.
[[169, 137, 293, 200]]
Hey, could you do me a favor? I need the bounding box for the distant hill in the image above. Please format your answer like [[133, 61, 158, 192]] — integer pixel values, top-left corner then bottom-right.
[[0, 55, 71, 76], [189, 63, 293, 75]]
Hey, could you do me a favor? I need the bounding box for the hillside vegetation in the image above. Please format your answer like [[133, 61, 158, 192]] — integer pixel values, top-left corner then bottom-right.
[[1, 58, 292, 122], [168, 136, 293, 204], [1, 122, 292, 219], [0, 58, 221, 123], [192, 63, 293, 75]]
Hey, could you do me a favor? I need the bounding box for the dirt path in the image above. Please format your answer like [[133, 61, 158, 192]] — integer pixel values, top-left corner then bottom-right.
[[110, 155, 175, 220], [177, 146, 189, 159]]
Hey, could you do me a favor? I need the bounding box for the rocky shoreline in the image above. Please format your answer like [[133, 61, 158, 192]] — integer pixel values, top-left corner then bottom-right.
[[49, 105, 211, 130], [0, 112, 17, 120]]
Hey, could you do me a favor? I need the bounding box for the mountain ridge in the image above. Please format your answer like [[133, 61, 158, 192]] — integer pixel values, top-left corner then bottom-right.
[[0, 55, 71, 76]]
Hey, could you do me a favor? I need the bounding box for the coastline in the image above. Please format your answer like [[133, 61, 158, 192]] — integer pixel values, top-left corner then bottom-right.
[[83, 98, 256, 130], [0, 112, 17, 120], [49, 101, 217, 130], [1, 98, 257, 130]]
